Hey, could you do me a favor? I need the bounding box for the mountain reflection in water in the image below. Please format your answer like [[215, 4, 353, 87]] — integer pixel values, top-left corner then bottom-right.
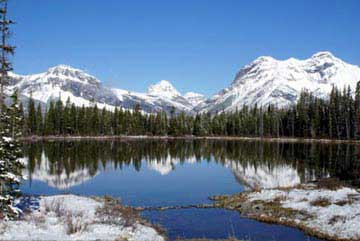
[[21, 140, 360, 191]]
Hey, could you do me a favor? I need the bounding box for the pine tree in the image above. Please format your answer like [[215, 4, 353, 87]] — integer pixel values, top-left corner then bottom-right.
[[0, 91, 24, 219], [69, 103, 77, 135], [77, 105, 86, 135], [193, 114, 205, 136], [169, 107, 177, 136], [27, 97, 36, 135], [35, 103, 43, 135], [63, 97, 71, 135], [0, 0, 14, 110], [45, 100, 56, 135], [54, 98, 64, 135], [0, 1, 24, 219], [18, 102, 26, 135], [259, 107, 264, 137], [355, 81, 360, 139]]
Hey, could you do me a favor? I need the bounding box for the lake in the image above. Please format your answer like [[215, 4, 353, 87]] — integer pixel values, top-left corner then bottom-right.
[[20, 140, 360, 240]]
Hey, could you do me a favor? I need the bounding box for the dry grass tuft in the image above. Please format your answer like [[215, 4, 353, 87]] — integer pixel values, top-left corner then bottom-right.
[[316, 178, 344, 190], [328, 215, 347, 225], [310, 197, 331, 207], [96, 196, 140, 227], [65, 213, 89, 234]]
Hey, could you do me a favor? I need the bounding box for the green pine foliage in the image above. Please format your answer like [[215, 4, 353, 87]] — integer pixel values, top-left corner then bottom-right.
[[0, 0, 25, 220], [0, 91, 25, 219]]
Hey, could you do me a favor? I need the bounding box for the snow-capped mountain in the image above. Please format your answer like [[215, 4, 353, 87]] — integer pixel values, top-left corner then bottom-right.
[[7, 65, 121, 111], [7, 65, 201, 114], [148, 80, 181, 98], [184, 92, 205, 107], [8, 51, 360, 114], [199, 51, 360, 113], [111, 80, 199, 114]]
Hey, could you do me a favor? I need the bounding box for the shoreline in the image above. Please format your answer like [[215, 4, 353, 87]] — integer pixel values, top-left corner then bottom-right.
[[19, 135, 360, 145], [211, 182, 360, 241]]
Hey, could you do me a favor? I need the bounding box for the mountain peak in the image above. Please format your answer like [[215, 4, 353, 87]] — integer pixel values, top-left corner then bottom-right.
[[45, 65, 100, 84], [311, 51, 336, 59], [184, 92, 204, 98], [147, 80, 180, 98], [252, 55, 277, 64], [47, 64, 82, 73], [201, 51, 360, 113]]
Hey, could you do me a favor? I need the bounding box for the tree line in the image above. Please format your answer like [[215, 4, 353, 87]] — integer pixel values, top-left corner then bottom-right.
[[23, 83, 360, 140]]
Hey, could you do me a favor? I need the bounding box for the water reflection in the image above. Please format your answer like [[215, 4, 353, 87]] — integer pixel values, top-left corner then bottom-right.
[[22, 140, 360, 190]]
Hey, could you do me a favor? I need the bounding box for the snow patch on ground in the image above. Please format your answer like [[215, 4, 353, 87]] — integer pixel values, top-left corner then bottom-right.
[[248, 186, 360, 240], [0, 195, 164, 241]]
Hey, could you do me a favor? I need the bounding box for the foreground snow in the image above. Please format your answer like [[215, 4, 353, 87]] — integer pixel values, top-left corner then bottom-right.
[[0, 195, 164, 241], [214, 184, 360, 240], [247, 186, 360, 240]]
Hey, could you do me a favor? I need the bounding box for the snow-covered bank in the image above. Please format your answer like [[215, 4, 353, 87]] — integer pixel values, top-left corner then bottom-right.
[[212, 183, 360, 241], [0, 195, 165, 241]]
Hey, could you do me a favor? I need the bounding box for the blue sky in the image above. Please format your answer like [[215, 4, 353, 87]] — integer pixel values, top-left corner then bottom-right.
[[10, 0, 360, 96]]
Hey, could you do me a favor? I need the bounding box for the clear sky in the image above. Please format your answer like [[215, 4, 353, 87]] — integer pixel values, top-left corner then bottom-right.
[[9, 0, 360, 96]]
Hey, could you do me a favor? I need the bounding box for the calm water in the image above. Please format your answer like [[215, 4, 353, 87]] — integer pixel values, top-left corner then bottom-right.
[[20, 140, 360, 240]]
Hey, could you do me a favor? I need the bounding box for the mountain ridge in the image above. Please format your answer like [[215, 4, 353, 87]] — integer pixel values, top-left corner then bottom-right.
[[198, 51, 360, 113], [7, 51, 360, 114], [6, 65, 202, 114]]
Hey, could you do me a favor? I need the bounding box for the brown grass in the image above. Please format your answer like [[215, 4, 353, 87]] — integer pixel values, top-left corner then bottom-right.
[[96, 196, 140, 227], [310, 197, 331, 207], [65, 214, 87, 234], [328, 215, 347, 225], [316, 178, 344, 190]]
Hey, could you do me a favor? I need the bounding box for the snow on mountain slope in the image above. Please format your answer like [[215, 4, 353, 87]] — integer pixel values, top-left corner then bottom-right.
[[7, 65, 196, 114], [8, 51, 360, 114], [199, 51, 360, 113], [111, 80, 195, 114], [184, 92, 205, 107], [148, 80, 181, 98], [7, 65, 120, 110]]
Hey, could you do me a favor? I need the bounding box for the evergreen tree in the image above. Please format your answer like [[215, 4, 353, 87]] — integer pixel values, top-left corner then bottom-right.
[[169, 107, 177, 136], [54, 98, 64, 135], [35, 103, 43, 135], [27, 97, 36, 135], [0, 91, 24, 219], [355, 82, 360, 139], [0, 1, 24, 219], [69, 103, 77, 135], [0, 0, 14, 110], [45, 100, 56, 135]]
